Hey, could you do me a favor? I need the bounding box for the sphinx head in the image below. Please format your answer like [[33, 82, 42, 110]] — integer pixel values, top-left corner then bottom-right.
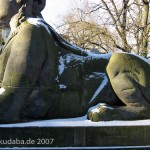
[[0, 0, 46, 28]]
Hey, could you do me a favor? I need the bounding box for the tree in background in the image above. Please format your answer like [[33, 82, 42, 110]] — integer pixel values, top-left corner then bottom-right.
[[97, 0, 150, 57], [56, 0, 118, 53], [57, 0, 150, 58]]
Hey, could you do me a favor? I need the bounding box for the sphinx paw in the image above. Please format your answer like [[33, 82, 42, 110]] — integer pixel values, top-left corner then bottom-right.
[[87, 103, 115, 122]]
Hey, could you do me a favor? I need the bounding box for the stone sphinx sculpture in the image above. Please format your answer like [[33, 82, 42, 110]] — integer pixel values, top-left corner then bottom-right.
[[0, 0, 150, 124]]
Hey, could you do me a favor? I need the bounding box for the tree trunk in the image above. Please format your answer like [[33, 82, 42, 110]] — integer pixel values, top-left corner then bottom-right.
[[141, 0, 149, 58], [121, 0, 131, 52]]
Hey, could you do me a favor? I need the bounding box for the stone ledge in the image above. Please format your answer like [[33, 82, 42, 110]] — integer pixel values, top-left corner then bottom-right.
[[0, 117, 150, 148], [0, 116, 150, 127], [0, 126, 150, 147]]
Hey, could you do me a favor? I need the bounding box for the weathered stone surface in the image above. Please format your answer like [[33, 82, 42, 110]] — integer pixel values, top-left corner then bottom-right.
[[0, 125, 150, 147], [0, 0, 149, 124]]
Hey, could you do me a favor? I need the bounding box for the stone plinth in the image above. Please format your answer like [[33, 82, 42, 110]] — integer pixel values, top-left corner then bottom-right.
[[0, 116, 150, 148]]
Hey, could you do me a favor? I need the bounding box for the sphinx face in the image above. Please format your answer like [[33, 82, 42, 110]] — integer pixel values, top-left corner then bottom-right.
[[0, 0, 20, 28]]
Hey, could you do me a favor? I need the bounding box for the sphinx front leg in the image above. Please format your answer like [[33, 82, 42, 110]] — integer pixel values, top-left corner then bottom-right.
[[87, 103, 149, 122], [87, 74, 150, 122], [88, 69, 150, 121], [87, 103, 116, 121]]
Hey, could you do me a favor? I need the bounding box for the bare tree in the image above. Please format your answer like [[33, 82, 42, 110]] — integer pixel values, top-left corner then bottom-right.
[[56, 0, 150, 57], [91, 0, 150, 57], [56, 0, 117, 53]]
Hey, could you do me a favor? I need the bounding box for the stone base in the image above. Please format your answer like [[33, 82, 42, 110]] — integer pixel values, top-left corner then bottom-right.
[[0, 117, 150, 148]]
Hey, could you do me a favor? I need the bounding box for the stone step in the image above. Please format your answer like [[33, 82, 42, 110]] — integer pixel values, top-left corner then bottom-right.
[[0, 117, 150, 148]]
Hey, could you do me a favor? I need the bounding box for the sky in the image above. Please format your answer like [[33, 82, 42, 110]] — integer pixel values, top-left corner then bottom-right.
[[42, 0, 100, 27], [42, 0, 72, 26]]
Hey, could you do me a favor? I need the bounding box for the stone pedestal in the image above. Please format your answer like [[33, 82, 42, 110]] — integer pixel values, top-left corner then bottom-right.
[[0, 117, 150, 148]]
